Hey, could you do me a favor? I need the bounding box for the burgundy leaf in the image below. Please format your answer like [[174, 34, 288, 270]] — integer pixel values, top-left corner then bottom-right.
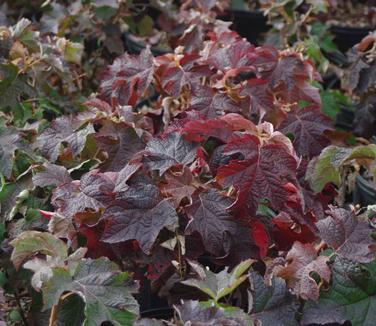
[[182, 114, 255, 142], [36, 116, 94, 161], [276, 242, 331, 300], [189, 85, 244, 118], [205, 38, 256, 72], [316, 207, 376, 263], [161, 167, 196, 207], [183, 119, 233, 142], [269, 54, 320, 105], [279, 105, 333, 157], [185, 189, 237, 255], [240, 79, 274, 120], [155, 53, 210, 97], [217, 134, 298, 213], [272, 211, 317, 251], [214, 222, 259, 268], [99, 47, 154, 107], [102, 197, 178, 254], [142, 132, 197, 175], [32, 163, 72, 188], [51, 164, 140, 218], [95, 121, 145, 172], [52, 181, 103, 219]]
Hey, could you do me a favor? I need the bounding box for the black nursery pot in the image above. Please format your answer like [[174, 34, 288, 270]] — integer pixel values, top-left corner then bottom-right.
[[220, 10, 270, 45], [330, 25, 372, 53], [334, 105, 355, 131], [138, 278, 173, 320], [353, 136, 376, 207], [353, 174, 376, 207]]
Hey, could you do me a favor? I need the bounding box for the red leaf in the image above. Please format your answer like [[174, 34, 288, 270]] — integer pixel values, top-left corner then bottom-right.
[[276, 242, 331, 300], [142, 132, 198, 175], [269, 53, 321, 105], [99, 47, 154, 107], [272, 212, 317, 251], [316, 206, 376, 263], [182, 113, 256, 142], [279, 105, 333, 157], [217, 134, 299, 213], [95, 121, 145, 172], [102, 197, 178, 254], [189, 85, 246, 118], [250, 220, 269, 258], [240, 78, 274, 120], [161, 167, 196, 207], [185, 189, 237, 256], [183, 119, 233, 142], [155, 53, 211, 97]]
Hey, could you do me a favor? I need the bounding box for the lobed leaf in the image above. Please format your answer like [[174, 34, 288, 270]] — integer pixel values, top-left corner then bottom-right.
[[307, 144, 376, 192], [99, 47, 154, 107], [317, 207, 376, 263], [276, 242, 331, 300], [36, 116, 95, 162], [302, 258, 376, 326], [279, 105, 333, 157], [10, 231, 68, 270], [182, 259, 253, 302], [142, 132, 197, 175], [185, 189, 237, 255], [43, 257, 139, 326], [249, 272, 299, 326]]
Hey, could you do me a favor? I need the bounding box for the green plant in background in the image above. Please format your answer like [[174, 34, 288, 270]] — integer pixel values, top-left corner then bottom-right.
[[259, 0, 349, 73]]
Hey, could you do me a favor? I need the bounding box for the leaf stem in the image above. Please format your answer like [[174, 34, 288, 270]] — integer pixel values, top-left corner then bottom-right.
[[48, 291, 75, 326], [314, 240, 326, 253], [48, 304, 58, 326]]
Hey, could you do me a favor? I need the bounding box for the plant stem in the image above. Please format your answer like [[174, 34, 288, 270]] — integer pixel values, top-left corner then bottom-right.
[[14, 290, 29, 326]]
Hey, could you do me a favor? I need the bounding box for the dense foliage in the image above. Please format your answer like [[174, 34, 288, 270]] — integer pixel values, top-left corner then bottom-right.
[[0, 1, 376, 325]]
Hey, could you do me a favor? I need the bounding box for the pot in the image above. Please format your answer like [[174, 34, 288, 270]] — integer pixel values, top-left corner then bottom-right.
[[138, 279, 172, 319], [334, 105, 355, 131], [353, 174, 376, 207], [330, 25, 372, 53], [141, 308, 173, 319], [220, 10, 270, 45], [322, 72, 341, 90]]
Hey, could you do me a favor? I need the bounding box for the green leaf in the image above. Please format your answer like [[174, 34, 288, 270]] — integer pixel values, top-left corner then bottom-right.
[[306, 0, 327, 13], [230, 0, 247, 10], [302, 258, 376, 326], [42, 257, 139, 326], [306, 144, 376, 192], [175, 300, 253, 325], [57, 294, 85, 326], [181, 259, 253, 302], [10, 231, 68, 269], [0, 173, 33, 223], [56, 38, 84, 65], [320, 90, 351, 120]]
